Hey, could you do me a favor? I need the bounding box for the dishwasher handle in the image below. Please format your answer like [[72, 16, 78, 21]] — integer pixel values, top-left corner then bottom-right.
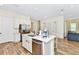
[[32, 39, 42, 44]]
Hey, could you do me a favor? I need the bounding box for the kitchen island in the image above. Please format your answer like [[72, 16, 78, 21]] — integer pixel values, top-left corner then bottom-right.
[[22, 34, 56, 55]]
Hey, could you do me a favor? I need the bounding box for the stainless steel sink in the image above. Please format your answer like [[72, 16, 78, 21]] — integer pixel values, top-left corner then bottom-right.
[[28, 35, 34, 37]]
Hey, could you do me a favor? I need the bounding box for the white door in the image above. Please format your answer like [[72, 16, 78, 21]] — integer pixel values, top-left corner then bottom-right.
[[0, 16, 14, 43], [51, 21, 57, 35], [27, 37, 32, 53]]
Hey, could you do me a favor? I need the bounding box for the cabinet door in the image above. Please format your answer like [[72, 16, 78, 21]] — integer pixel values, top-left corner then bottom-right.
[[22, 35, 32, 53], [22, 35, 28, 49], [22, 38, 26, 48], [32, 20, 39, 34], [14, 30, 20, 42], [27, 37, 32, 53], [0, 16, 14, 43]]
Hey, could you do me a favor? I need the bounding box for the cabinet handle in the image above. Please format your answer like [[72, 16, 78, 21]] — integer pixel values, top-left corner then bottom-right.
[[26, 40, 30, 43], [26, 40, 28, 42]]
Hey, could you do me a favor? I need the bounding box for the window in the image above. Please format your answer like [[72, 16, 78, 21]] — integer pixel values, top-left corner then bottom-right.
[[70, 23, 76, 32]]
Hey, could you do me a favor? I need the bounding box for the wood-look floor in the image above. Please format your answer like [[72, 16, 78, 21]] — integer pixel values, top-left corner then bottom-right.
[[0, 42, 31, 55], [55, 38, 79, 55], [1, 38, 79, 55]]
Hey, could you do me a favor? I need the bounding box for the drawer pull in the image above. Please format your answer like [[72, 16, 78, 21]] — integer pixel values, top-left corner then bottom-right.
[[26, 40, 30, 43], [26, 40, 28, 42]]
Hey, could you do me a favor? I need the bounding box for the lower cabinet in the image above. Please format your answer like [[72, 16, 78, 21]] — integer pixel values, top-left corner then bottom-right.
[[32, 39, 42, 55], [22, 35, 54, 55], [22, 35, 42, 55], [14, 32, 20, 42], [22, 35, 32, 53]]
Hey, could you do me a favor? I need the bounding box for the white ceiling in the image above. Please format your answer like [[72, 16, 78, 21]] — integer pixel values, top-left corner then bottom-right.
[[0, 4, 79, 19]]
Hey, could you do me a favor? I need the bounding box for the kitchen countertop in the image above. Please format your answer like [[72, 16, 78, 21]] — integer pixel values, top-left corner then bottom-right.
[[32, 35, 55, 42], [22, 33, 56, 42]]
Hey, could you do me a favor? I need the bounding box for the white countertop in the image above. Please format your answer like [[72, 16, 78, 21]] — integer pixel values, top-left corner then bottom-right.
[[22, 33, 56, 42], [32, 35, 55, 42]]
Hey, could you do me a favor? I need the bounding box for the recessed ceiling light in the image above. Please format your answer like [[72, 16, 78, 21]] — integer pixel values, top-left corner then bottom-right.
[[60, 8, 64, 12], [60, 8, 64, 14], [34, 8, 38, 10]]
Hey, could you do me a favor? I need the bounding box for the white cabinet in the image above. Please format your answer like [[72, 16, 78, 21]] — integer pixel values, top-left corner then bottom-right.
[[0, 16, 14, 43], [22, 35, 32, 53], [42, 39, 54, 55], [32, 20, 40, 34], [13, 31, 20, 42], [13, 16, 20, 28], [14, 16, 31, 28], [13, 16, 31, 42]]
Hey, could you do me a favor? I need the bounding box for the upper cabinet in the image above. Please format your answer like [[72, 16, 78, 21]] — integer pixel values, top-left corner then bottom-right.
[[13, 16, 31, 29], [31, 20, 40, 34]]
